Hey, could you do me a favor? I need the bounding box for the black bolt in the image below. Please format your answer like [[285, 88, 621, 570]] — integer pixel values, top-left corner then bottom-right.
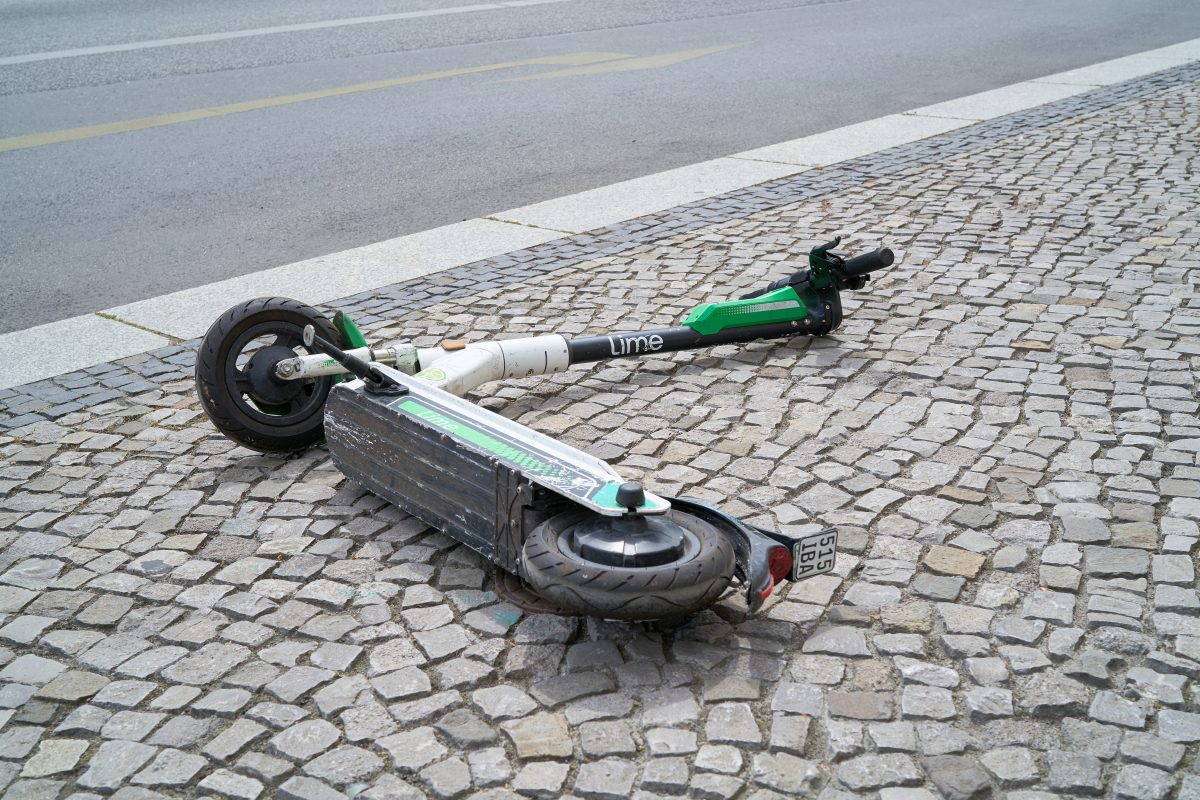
[[615, 482, 645, 512]]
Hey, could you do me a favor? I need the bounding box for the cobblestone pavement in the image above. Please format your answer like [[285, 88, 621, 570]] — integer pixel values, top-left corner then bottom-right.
[[1, 64, 1199, 800]]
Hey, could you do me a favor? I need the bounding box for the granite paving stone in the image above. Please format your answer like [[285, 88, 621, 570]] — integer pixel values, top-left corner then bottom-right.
[[1, 654, 66, 685], [922, 754, 991, 800], [511, 761, 568, 797], [76, 740, 157, 791], [1112, 763, 1175, 800], [18, 738, 89, 778], [1158, 710, 1200, 743], [377, 726, 447, 772], [837, 753, 922, 791], [501, 712, 572, 759], [147, 715, 222, 748], [302, 745, 384, 785], [130, 748, 208, 787], [418, 755, 470, 799], [34, 670, 110, 702], [922, 546, 986, 578], [197, 768, 265, 799], [751, 752, 821, 794], [1121, 732, 1185, 771], [203, 719, 268, 763], [1047, 749, 1105, 794], [268, 719, 341, 762], [979, 746, 1039, 784], [466, 746, 511, 787]]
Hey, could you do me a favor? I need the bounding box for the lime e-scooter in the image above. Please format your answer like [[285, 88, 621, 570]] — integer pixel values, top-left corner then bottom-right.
[[195, 238, 893, 620]]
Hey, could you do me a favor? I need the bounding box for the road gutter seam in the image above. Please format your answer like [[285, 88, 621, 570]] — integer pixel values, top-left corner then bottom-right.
[[483, 216, 579, 235], [93, 312, 183, 345]]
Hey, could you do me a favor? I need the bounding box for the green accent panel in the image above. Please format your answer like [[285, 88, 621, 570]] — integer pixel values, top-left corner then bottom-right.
[[592, 481, 636, 510], [682, 286, 807, 335], [591, 480, 669, 511], [334, 311, 369, 349], [397, 400, 571, 481]]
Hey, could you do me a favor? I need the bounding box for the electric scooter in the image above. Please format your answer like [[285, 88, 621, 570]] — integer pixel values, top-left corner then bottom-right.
[[194, 237, 893, 620]]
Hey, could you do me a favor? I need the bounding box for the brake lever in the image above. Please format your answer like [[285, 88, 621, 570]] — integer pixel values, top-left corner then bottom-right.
[[808, 235, 844, 289], [812, 235, 842, 256]]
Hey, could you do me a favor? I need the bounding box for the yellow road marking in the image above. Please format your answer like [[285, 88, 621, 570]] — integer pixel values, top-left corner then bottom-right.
[[0, 51, 629, 154], [499, 43, 746, 82]]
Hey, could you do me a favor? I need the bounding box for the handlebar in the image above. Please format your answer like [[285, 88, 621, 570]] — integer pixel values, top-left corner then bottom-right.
[[843, 247, 894, 277], [740, 240, 894, 300]]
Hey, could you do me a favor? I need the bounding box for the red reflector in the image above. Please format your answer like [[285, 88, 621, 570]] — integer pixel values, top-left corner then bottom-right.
[[768, 546, 793, 584]]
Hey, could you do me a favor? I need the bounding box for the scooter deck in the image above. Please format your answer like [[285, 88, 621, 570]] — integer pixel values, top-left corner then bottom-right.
[[381, 365, 668, 515], [323, 366, 669, 573]]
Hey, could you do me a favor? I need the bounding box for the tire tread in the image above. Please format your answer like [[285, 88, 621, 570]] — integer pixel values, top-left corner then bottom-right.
[[519, 510, 735, 620], [194, 297, 342, 453]]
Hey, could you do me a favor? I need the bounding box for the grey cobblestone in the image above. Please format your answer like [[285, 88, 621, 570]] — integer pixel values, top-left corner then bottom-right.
[[0, 63, 1199, 798]]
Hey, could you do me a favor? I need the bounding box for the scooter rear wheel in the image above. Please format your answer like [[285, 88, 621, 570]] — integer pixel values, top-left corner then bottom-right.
[[520, 508, 735, 621], [195, 297, 346, 453]]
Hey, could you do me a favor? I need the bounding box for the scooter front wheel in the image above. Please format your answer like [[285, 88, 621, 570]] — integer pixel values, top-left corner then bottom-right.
[[195, 297, 346, 453], [520, 508, 735, 621]]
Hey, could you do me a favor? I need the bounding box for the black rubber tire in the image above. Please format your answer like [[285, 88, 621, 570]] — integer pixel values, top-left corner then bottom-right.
[[520, 509, 736, 621], [195, 297, 345, 453]]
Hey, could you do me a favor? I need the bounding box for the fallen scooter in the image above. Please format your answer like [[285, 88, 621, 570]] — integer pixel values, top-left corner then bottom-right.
[[194, 237, 894, 620]]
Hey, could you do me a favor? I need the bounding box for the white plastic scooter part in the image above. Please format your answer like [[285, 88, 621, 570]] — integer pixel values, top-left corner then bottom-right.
[[417, 335, 570, 396], [419, 347, 500, 396], [487, 335, 571, 380]]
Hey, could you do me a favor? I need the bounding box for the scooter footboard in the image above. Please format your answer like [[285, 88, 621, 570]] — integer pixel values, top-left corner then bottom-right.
[[324, 383, 538, 572]]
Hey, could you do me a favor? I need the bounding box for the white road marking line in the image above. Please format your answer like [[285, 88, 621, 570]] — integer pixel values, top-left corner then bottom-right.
[[4, 36, 1198, 390], [0, 0, 573, 67]]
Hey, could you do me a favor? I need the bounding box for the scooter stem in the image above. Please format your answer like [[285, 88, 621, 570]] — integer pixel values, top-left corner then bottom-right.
[[302, 325, 406, 395]]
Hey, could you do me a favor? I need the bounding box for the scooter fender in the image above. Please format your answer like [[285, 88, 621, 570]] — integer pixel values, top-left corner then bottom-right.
[[665, 497, 794, 613]]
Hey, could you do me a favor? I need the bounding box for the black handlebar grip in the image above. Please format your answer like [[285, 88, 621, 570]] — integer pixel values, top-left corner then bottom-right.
[[842, 247, 894, 277]]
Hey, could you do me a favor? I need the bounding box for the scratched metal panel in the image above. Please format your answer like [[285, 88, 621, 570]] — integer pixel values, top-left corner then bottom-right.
[[325, 384, 503, 562]]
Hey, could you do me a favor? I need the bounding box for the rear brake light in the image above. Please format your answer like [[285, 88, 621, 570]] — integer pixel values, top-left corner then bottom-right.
[[768, 545, 793, 585]]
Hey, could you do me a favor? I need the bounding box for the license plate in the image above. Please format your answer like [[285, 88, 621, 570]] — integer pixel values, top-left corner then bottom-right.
[[792, 528, 838, 581]]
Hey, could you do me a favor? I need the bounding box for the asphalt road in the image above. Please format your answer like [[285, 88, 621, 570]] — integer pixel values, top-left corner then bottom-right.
[[2, 0, 1199, 335]]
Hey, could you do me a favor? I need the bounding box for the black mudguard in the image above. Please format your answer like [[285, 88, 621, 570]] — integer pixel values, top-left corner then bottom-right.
[[666, 496, 814, 613]]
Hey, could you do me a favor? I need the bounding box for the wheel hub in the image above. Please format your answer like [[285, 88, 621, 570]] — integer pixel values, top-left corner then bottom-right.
[[563, 515, 690, 568], [245, 345, 304, 405]]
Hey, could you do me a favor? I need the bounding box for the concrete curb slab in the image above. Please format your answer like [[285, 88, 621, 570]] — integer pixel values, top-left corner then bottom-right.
[[731, 113, 973, 167], [490, 156, 805, 234], [1030, 51, 1198, 87], [105, 218, 563, 341], [907, 81, 1091, 122], [0, 315, 169, 391]]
